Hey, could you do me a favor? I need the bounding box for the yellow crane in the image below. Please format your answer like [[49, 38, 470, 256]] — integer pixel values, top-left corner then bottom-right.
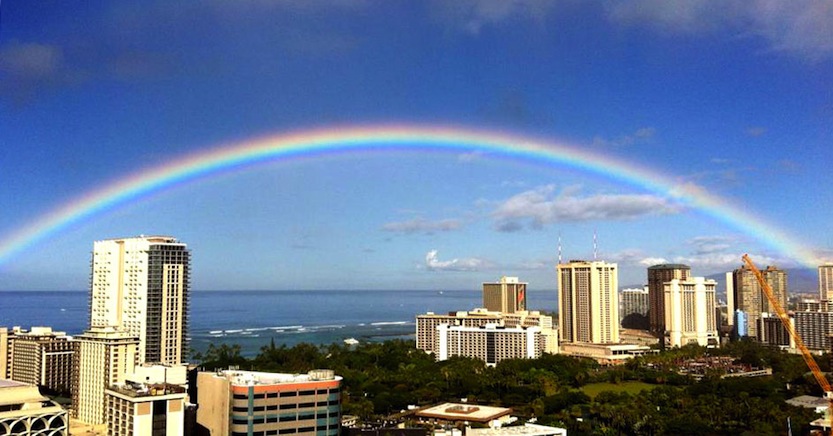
[[741, 254, 833, 433]]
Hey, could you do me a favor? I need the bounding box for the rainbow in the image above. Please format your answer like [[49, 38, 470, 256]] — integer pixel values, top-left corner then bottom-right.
[[0, 124, 820, 267]]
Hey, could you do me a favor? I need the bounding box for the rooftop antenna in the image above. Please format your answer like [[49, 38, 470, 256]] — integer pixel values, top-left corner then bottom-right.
[[593, 229, 598, 261], [557, 233, 562, 265]]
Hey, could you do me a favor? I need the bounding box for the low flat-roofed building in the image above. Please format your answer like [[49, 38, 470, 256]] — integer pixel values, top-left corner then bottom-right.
[[0, 379, 68, 435], [196, 369, 342, 436], [560, 343, 651, 364], [786, 395, 829, 414], [466, 423, 567, 436], [106, 381, 186, 436], [415, 403, 511, 425]]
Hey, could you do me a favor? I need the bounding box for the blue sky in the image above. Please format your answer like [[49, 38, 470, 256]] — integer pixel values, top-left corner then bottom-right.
[[0, 0, 831, 291]]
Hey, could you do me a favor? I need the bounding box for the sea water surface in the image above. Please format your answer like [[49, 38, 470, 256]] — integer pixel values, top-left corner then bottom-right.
[[0, 290, 557, 357]]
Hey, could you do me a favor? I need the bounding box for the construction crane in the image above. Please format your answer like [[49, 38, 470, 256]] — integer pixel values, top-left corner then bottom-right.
[[741, 254, 833, 433]]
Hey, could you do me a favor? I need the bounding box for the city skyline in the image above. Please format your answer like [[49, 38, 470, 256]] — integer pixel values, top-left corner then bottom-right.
[[1, 1, 831, 291]]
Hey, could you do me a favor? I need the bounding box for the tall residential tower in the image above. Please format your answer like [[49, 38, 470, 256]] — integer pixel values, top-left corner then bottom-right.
[[732, 265, 787, 339], [820, 264, 833, 302], [647, 264, 690, 335], [558, 260, 619, 344], [90, 236, 190, 365]]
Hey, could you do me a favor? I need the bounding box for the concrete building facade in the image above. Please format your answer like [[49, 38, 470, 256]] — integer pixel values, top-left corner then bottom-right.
[[0, 379, 68, 436], [663, 277, 718, 348], [794, 311, 833, 351], [732, 265, 788, 339], [647, 264, 690, 335], [105, 382, 186, 436], [435, 324, 550, 366], [416, 309, 556, 356], [196, 369, 342, 436], [620, 287, 650, 329], [72, 327, 139, 425], [7, 327, 76, 395], [90, 236, 190, 365], [482, 276, 527, 314], [558, 260, 619, 344], [757, 312, 793, 348], [820, 264, 833, 303]]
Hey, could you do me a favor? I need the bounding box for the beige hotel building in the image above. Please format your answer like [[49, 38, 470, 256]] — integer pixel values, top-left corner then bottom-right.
[[558, 260, 619, 344], [6, 327, 76, 396], [72, 327, 139, 425], [663, 277, 718, 348]]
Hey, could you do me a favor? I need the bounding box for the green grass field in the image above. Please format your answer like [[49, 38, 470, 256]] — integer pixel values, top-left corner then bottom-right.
[[579, 381, 658, 398]]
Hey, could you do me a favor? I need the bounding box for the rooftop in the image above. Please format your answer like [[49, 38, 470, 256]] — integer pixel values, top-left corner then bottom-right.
[[647, 264, 690, 270], [466, 423, 567, 436], [107, 382, 186, 399], [215, 369, 341, 386], [415, 403, 511, 423], [786, 395, 829, 410], [0, 380, 49, 406]]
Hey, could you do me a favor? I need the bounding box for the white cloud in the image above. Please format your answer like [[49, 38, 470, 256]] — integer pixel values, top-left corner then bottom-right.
[[640, 257, 670, 266], [606, 0, 833, 62], [382, 217, 463, 234], [424, 250, 485, 271], [431, 0, 554, 35], [592, 127, 656, 148], [689, 236, 737, 255], [492, 185, 680, 231]]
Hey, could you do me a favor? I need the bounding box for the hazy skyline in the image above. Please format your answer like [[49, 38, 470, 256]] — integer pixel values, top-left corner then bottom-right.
[[1, 1, 831, 291]]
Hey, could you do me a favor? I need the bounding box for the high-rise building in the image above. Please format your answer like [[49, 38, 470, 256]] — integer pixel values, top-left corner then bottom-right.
[[757, 312, 792, 348], [72, 327, 139, 425], [90, 236, 190, 365], [195, 369, 342, 436], [558, 260, 619, 344], [663, 277, 718, 348], [732, 265, 788, 339], [794, 311, 833, 351], [8, 326, 76, 395], [0, 379, 68, 435], [820, 264, 833, 302], [482, 276, 527, 314], [620, 287, 650, 329], [436, 324, 551, 366], [647, 264, 690, 335]]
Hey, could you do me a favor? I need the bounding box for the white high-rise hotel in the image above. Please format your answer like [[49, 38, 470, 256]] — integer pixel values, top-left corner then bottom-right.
[[90, 236, 190, 365], [558, 260, 619, 344]]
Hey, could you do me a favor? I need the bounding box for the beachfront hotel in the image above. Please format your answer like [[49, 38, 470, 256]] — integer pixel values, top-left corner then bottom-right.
[[90, 236, 190, 365], [416, 308, 557, 359], [195, 369, 342, 436], [5, 326, 76, 396]]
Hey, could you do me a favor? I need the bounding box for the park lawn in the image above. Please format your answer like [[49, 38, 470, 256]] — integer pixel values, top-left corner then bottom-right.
[[580, 381, 658, 399]]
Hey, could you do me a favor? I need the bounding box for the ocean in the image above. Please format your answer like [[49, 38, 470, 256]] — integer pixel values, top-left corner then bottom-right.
[[0, 290, 558, 357]]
